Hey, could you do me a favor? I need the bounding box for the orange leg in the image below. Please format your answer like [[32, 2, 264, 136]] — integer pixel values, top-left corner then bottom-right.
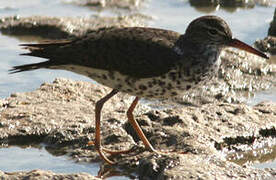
[[92, 90, 157, 164], [126, 97, 156, 152], [126, 98, 183, 154], [92, 90, 138, 164], [94, 89, 118, 164]]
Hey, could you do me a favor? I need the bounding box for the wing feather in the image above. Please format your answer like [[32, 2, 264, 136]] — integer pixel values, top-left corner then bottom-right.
[[13, 27, 181, 78]]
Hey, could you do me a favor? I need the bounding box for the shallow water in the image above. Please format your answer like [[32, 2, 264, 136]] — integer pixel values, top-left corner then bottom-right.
[[0, 146, 98, 174], [0, 0, 275, 177], [0, 146, 131, 179], [247, 87, 276, 105], [228, 144, 276, 169]]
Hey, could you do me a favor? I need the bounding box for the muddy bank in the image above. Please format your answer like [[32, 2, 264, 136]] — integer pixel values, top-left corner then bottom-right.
[[0, 15, 147, 40], [255, 8, 276, 55], [0, 78, 276, 179], [72, 0, 145, 10], [188, 0, 273, 13]]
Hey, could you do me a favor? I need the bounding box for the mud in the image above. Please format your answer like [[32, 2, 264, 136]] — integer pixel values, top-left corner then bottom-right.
[[1, 78, 275, 179]]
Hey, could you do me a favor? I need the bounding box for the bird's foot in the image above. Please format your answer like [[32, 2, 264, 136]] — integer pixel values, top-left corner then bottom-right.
[[88, 141, 137, 154], [145, 148, 188, 155], [88, 141, 187, 164], [88, 141, 140, 164], [149, 148, 189, 155]]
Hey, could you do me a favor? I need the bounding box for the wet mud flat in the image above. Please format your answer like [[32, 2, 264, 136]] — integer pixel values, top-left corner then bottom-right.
[[0, 1, 276, 179], [0, 77, 275, 179]]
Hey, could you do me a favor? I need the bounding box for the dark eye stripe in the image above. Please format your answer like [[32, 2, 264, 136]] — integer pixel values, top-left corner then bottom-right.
[[209, 29, 217, 35]]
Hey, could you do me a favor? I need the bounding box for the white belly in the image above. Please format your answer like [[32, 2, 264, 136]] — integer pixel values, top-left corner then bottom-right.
[[54, 64, 197, 99]]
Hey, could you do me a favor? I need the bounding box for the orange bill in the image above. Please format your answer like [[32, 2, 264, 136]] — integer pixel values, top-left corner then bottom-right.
[[229, 38, 269, 59]]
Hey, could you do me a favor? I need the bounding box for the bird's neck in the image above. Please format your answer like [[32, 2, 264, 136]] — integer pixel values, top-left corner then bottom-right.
[[173, 35, 223, 81], [174, 35, 223, 66]]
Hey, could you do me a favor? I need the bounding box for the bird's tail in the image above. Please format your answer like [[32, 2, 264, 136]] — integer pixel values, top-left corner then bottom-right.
[[9, 61, 53, 74], [19, 41, 71, 59], [10, 41, 71, 73]]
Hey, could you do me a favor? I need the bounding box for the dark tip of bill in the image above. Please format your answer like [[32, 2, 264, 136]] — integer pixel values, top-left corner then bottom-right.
[[257, 51, 269, 59], [262, 52, 269, 59]]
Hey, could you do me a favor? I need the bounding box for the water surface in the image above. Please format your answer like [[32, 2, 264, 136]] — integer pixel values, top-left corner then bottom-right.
[[0, 146, 130, 179]]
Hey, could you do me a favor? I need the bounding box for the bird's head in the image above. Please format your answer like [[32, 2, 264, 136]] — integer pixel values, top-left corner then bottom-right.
[[185, 15, 268, 59]]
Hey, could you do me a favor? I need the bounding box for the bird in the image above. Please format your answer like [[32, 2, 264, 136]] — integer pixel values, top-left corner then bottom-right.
[[10, 15, 268, 164]]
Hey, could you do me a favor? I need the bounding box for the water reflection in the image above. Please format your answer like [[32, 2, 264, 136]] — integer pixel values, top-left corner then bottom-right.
[[0, 146, 98, 174], [228, 145, 276, 168], [0, 145, 133, 179]]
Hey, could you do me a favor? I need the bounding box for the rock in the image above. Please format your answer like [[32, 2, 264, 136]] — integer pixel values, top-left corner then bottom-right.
[[72, 0, 145, 10], [269, 8, 276, 36], [189, 0, 255, 13], [255, 36, 276, 54], [189, 0, 255, 7], [220, 0, 255, 8], [256, 8, 276, 54], [255, 0, 276, 6], [189, 0, 220, 7], [1, 78, 276, 179], [0, 15, 147, 40]]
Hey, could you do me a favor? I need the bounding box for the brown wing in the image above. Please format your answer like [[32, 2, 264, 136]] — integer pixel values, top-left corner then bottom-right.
[[12, 27, 181, 78]]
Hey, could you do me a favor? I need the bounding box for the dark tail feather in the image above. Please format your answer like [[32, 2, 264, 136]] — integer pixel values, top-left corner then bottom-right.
[[19, 41, 71, 59], [11, 41, 70, 74], [20, 51, 47, 59], [20, 41, 71, 48], [9, 61, 52, 74]]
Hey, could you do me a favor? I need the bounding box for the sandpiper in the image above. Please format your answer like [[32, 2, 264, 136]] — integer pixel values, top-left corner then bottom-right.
[[10, 15, 268, 164]]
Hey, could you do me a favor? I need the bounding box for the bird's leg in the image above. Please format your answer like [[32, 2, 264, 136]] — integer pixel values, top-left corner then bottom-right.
[[90, 89, 138, 164], [101, 97, 157, 156], [127, 98, 189, 155], [90, 91, 181, 164], [127, 98, 188, 155], [93, 89, 118, 164], [126, 97, 157, 152]]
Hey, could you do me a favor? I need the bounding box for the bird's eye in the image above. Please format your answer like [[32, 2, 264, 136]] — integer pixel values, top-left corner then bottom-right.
[[208, 29, 218, 35]]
